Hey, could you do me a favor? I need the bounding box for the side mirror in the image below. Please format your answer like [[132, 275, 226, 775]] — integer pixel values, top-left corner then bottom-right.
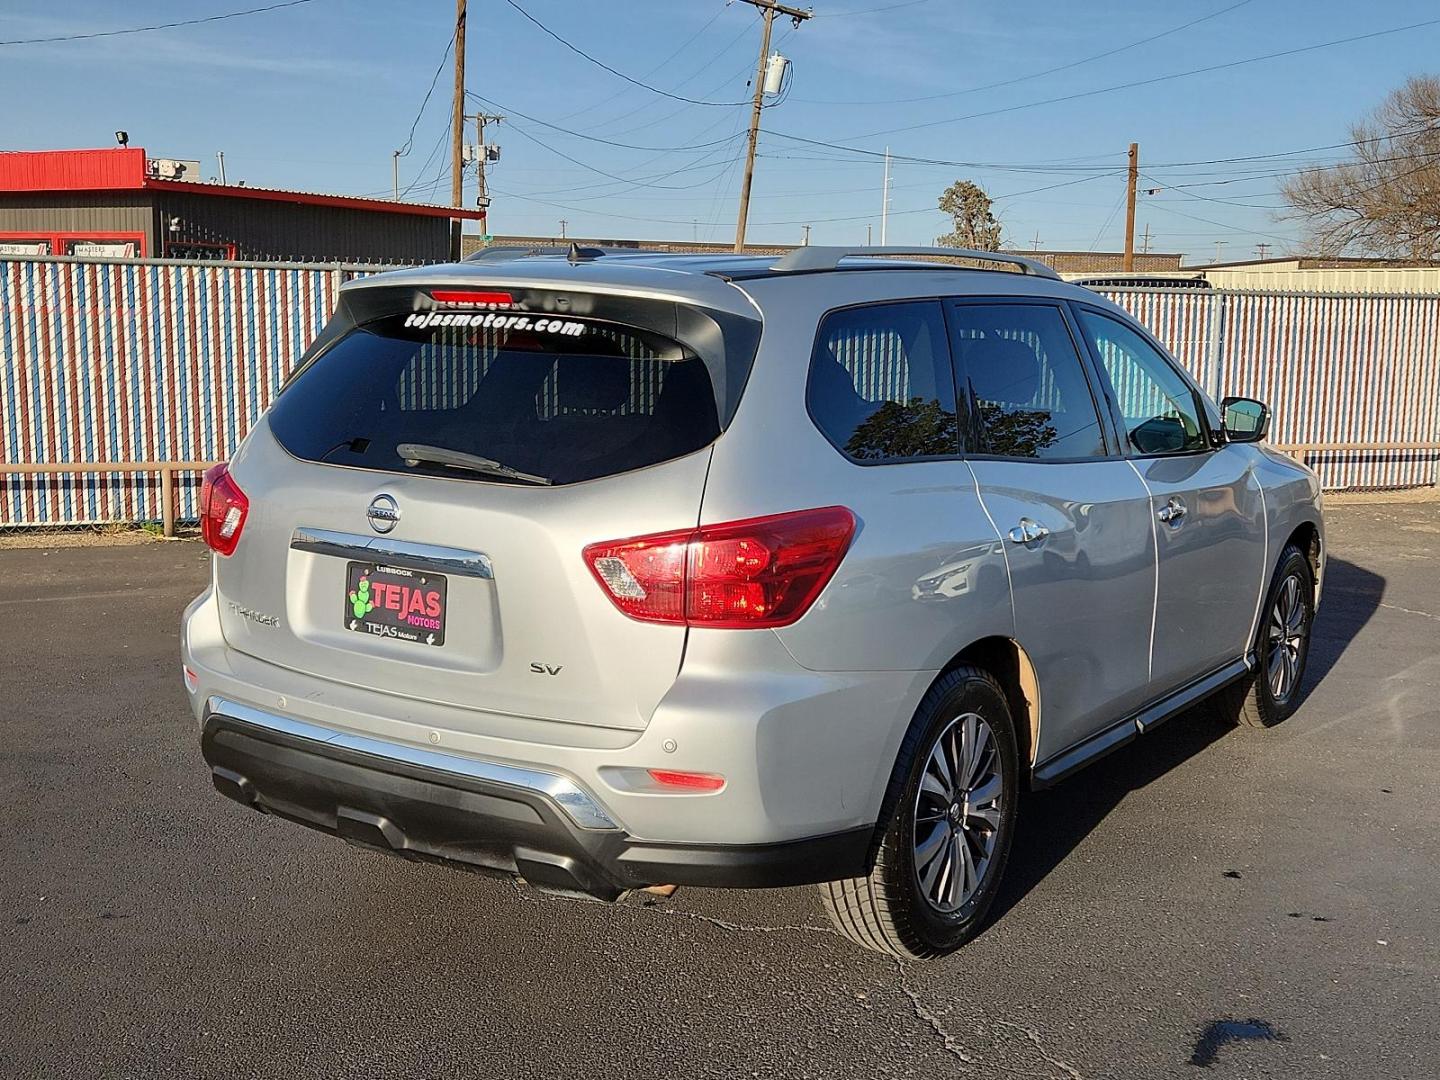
[[1221, 396, 1269, 443]]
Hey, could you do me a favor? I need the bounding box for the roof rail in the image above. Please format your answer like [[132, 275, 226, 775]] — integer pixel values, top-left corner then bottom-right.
[[463, 245, 562, 262], [770, 245, 1061, 279]]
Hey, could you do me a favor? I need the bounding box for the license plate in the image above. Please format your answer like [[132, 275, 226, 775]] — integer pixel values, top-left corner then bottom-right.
[[344, 562, 447, 646]]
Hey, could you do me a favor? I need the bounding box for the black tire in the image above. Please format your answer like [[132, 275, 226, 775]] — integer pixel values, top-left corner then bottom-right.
[[818, 665, 1020, 960], [1214, 543, 1315, 728]]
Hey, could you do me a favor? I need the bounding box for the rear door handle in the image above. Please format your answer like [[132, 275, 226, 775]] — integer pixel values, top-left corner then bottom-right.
[[1157, 497, 1187, 524], [1007, 518, 1050, 544]]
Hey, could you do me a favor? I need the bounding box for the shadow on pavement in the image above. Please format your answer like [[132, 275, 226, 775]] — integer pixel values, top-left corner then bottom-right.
[[1306, 555, 1384, 688], [987, 555, 1382, 925]]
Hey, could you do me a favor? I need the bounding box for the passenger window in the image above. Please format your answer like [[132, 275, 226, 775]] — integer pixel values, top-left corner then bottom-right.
[[807, 301, 960, 463], [947, 303, 1107, 460], [1077, 309, 1208, 456]]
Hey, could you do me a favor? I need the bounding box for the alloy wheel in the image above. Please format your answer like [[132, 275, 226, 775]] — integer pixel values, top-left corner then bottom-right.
[[1267, 573, 1308, 703], [912, 712, 1005, 914]]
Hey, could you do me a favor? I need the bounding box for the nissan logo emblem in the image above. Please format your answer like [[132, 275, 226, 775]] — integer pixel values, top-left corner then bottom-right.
[[366, 493, 400, 534]]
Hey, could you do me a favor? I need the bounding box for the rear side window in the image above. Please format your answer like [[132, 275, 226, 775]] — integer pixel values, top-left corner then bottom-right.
[[267, 313, 720, 486], [946, 303, 1108, 460], [806, 301, 960, 463]]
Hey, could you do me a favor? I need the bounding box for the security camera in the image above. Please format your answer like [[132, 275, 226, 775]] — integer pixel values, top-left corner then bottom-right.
[[115, 130, 129, 147]]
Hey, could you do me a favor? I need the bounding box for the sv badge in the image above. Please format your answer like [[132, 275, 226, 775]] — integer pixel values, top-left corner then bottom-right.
[[529, 663, 564, 676]]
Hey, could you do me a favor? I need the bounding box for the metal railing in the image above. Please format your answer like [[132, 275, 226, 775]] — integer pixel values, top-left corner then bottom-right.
[[0, 461, 216, 535]]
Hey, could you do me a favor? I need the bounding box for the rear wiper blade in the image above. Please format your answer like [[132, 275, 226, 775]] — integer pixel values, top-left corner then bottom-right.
[[396, 443, 551, 486]]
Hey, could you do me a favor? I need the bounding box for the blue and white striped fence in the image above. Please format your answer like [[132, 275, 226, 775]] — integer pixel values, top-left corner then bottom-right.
[[1103, 288, 1440, 490], [1, 255, 1438, 526]]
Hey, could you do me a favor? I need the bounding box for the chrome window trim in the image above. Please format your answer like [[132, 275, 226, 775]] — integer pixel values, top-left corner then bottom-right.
[[205, 696, 619, 831], [290, 527, 494, 579]]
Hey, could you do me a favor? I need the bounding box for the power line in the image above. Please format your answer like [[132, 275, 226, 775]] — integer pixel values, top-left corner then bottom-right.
[[468, 92, 742, 154], [810, 0, 933, 17], [398, 30, 456, 158], [552, 3, 733, 125], [0, 0, 319, 46], [584, 18, 770, 140], [497, 113, 747, 192], [795, 17, 1440, 142], [398, 123, 452, 199], [498, 0, 750, 106], [1143, 201, 1295, 244], [769, 121, 1440, 177], [797, 0, 1254, 105], [1143, 125, 1440, 168]]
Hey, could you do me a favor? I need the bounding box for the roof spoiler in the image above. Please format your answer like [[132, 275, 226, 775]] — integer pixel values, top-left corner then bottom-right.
[[770, 245, 1061, 279]]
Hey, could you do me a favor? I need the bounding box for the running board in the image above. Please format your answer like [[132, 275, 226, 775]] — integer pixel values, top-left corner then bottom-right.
[[1030, 656, 1253, 789]]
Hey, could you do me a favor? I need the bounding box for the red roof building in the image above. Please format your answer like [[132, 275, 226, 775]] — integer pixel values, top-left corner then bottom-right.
[[0, 148, 483, 263]]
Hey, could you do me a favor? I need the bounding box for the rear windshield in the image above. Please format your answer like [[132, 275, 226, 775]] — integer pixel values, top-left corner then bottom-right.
[[267, 312, 721, 486]]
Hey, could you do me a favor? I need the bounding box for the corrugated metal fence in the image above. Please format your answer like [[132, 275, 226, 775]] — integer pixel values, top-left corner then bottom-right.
[[2, 255, 1438, 526], [1, 256, 354, 525], [1110, 288, 1440, 489]]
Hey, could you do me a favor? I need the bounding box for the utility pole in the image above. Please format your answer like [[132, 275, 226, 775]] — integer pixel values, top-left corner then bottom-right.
[[801, 223, 811, 246], [1031, 230, 1041, 252], [391, 150, 400, 200], [449, 0, 467, 260], [559, 219, 568, 240], [474, 111, 502, 238], [1141, 222, 1152, 255], [880, 146, 892, 245], [1255, 242, 1271, 260], [733, 0, 811, 253], [1122, 141, 1138, 272], [866, 223, 872, 246], [1214, 240, 1228, 263]]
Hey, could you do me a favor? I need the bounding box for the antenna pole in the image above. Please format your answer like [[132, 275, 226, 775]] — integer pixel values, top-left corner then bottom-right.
[[880, 146, 891, 245]]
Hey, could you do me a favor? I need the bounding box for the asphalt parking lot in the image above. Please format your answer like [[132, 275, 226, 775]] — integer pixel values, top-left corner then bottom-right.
[[3, 500, 1437, 1079]]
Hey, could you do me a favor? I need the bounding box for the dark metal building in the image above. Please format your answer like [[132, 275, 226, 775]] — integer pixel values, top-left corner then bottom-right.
[[0, 148, 482, 264]]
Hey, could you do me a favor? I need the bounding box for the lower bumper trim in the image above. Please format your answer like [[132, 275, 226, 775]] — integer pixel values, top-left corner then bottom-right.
[[199, 705, 872, 899]]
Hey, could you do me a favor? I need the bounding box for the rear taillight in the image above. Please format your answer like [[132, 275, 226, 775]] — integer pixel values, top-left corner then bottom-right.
[[584, 507, 855, 629], [200, 462, 249, 557]]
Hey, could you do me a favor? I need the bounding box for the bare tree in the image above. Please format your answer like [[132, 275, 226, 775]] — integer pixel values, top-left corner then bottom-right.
[[1281, 76, 1440, 259], [936, 180, 1002, 251]]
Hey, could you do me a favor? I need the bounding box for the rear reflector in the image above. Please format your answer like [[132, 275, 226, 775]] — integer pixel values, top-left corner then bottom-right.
[[200, 462, 249, 557], [646, 769, 726, 792], [584, 506, 856, 628], [429, 289, 514, 307], [182, 666, 199, 692]]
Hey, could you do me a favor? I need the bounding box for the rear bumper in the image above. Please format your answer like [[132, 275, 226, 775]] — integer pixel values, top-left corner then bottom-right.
[[202, 698, 872, 899]]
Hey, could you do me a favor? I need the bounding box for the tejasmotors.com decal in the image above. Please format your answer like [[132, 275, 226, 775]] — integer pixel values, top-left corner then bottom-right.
[[403, 311, 586, 335]]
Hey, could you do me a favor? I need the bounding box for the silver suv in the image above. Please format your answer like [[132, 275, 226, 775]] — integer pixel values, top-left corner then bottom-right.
[[182, 246, 1323, 959]]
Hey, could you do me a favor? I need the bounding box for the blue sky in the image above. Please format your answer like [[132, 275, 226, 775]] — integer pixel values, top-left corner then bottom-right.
[[2, 0, 1438, 262]]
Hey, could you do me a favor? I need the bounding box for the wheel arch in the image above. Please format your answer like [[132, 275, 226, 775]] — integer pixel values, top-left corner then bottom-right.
[[1283, 518, 1323, 602], [939, 636, 1040, 777]]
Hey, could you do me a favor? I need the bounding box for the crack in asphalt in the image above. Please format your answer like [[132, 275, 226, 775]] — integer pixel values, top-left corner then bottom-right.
[[1379, 601, 1440, 622], [895, 961, 1088, 1079], [509, 879, 1088, 1077], [895, 960, 978, 1065], [643, 905, 841, 936], [996, 1019, 1085, 1080]]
